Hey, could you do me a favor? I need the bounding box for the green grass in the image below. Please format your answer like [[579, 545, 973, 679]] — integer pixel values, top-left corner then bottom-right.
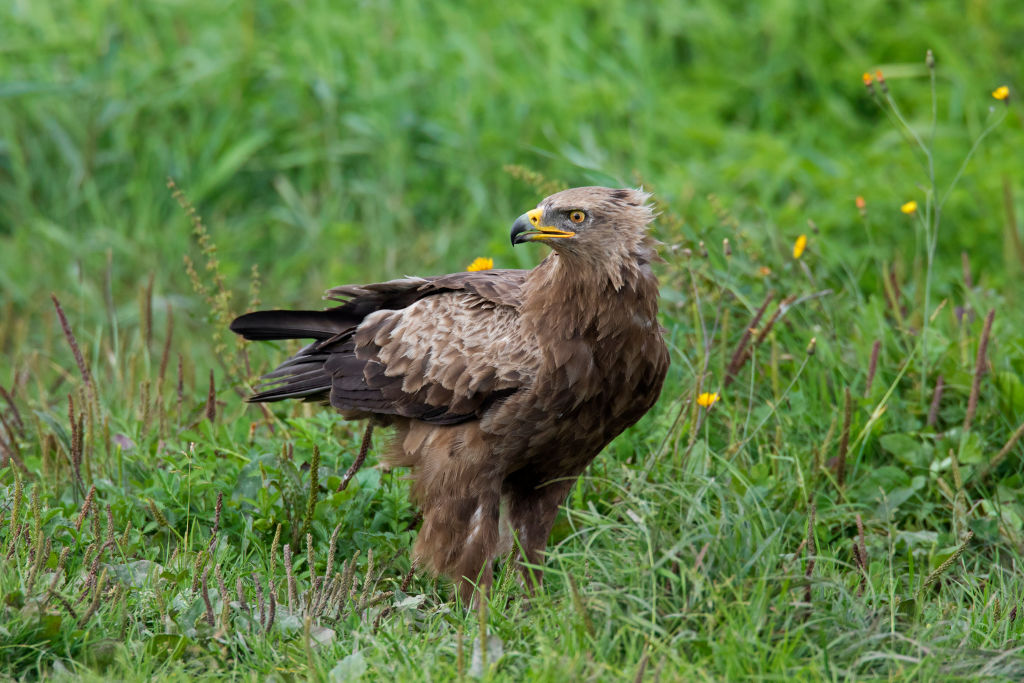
[[2, 0, 1024, 679]]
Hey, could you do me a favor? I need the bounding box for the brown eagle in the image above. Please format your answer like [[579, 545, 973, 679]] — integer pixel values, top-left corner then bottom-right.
[[230, 186, 669, 603]]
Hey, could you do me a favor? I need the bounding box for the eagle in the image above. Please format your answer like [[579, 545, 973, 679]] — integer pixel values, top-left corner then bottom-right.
[[230, 186, 669, 603]]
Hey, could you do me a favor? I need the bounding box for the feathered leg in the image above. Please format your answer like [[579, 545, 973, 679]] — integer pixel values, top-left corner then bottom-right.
[[504, 474, 575, 594], [399, 423, 502, 605]]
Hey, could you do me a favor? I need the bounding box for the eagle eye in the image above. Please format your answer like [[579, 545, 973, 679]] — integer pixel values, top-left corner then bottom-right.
[[569, 210, 586, 224]]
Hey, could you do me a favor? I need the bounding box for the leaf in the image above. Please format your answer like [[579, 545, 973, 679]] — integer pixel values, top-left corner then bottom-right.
[[957, 431, 985, 464], [146, 633, 189, 661], [880, 433, 933, 468], [854, 466, 909, 499], [394, 593, 426, 611], [103, 560, 163, 589], [995, 371, 1024, 414], [193, 132, 272, 201], [893, 529, 939, 549], [469, 634, 504, 678], [310, 624, 337, 646], [277, 613, 304, 636], [969, 517, 1000, 542], [874, 486, 919, 520], [329, 651, 368, 681], [84, 639, 120, 669]]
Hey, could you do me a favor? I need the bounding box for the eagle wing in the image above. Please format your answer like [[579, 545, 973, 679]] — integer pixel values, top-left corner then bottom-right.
[[231, 270, 535, 425]]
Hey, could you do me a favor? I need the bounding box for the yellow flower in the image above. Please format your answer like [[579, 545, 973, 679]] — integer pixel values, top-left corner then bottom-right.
[[466, 256, 493, 272], [697, 392, 720, 408], [992, 85, 1010, 101], [862, 73, 872, 86], [792, 234, 807, 259], [901, 201, 918, 215]]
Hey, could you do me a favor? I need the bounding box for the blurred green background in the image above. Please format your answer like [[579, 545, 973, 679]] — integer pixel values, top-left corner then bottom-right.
[[2, 2, 1023, 677], [1, 0, 1020, 326]]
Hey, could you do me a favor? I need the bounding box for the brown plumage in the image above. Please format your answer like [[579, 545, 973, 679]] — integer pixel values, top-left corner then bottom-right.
[[230, 186, 669, 603]]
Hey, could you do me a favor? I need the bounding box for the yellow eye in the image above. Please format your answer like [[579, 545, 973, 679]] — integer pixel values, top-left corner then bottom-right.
[[569, 210, 585, 223]]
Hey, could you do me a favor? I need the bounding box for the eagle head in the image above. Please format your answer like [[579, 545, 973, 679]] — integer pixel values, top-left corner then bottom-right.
[[510, 186, 654, 252]]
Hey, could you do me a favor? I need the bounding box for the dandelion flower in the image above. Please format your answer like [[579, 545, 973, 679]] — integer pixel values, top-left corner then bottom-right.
[[697, 392, 720, 408], [874, 69, 889, 94], [862, 72, 875, 95], [992, 86, 1010, 101], [900, 201, 918, 215], [793, 234, 807, 259], [466, 256, 493, 272]]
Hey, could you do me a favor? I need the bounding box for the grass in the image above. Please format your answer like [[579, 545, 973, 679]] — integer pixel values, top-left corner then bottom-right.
[[2, 0, 1024, 679]]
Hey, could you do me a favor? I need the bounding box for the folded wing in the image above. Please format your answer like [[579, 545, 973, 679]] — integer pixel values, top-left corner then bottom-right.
[[230, 270, 534, 425]]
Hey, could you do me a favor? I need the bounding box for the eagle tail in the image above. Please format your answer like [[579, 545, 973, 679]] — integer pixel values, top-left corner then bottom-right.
[[229, 310, 351, 341], [230, 310, 355, 402]]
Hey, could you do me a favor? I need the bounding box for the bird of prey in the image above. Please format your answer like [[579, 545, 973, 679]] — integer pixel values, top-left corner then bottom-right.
[[230, 186, 669, 603]]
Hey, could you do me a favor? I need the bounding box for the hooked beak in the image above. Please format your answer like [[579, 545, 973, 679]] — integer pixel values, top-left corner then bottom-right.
[[510, 208, 576, 246]]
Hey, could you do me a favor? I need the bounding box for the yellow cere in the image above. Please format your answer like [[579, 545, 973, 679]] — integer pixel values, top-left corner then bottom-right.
[[792, 234, 807, 260], [697, 392, 720, 408], [992, 85, 1010, 101], [527, 208, 543, 226], [901, 200, 918, 215], [466, 257, 494, 272]]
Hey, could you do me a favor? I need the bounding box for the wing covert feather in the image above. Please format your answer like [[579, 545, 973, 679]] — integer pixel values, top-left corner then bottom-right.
[[340, 291, 536, 421]]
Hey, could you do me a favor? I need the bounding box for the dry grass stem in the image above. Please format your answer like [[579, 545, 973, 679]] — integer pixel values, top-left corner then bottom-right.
[[51, 295, 93, 394], [963, 309, 995, 432], [338, 421, 375, 492], [270, 524, 281, 575], [284, 542, 298, 612], [855, 514, 869, 596], [977, 421, 1024, 483], [804, 503, 816, 604], [961, 251, 974, 289], [254, 575, 267, 629], [205, 370, 217, 423], [158, 303, 174, 390], [724, 293, 774, 387], [78, 569, 107, 627], [358, 548, 375, 610], [267, 579, 277, 633], [865, 340, 881, 397], [0, 385, 24, 434], [918, 531, 974, 599], [303, 445, 321, 538], [75, 485, 96, 533], [400, 560, 418, 592], [927, 374, 945, 427], [836, 388, 852, 488], [236, 577, 250, 615], [201, 566, 216, 626], [633, 650, 650, 683]]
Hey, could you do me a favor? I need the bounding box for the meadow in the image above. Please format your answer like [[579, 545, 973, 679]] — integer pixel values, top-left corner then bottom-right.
[[2, 0, 1024, 679]]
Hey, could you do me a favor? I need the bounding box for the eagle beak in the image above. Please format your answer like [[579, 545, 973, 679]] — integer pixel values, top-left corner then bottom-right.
[[510, 208, 576, 246]]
